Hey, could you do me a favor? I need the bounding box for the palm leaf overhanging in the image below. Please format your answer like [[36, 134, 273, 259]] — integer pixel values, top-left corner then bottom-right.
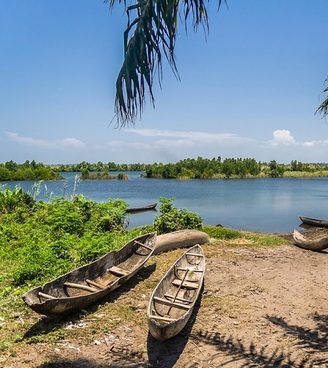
[[108, 0, 224, 126], [108, 1, 327, 124], [317, 78, 328, 116]]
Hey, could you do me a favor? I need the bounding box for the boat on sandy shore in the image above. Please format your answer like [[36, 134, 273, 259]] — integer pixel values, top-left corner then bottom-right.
[[23, 233, 156, 316], [154, 229, 209, 254], [147, 244, 205, 340], [293, 229, 328, 251]]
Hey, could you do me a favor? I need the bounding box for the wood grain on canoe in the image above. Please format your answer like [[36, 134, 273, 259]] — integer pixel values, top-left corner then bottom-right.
[[154, 230, 210, 255]]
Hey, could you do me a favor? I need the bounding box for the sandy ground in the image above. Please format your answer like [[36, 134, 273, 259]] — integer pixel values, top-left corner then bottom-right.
[[3, 233, 328, 367]]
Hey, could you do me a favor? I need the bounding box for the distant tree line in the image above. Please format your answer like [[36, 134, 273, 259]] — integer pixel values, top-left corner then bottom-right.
[[0, 160, 61, 181], [2, 159, 328, 181], [143, 158, 328, 179], [55, 158, 328, 179], [58, 161, 146, 172]]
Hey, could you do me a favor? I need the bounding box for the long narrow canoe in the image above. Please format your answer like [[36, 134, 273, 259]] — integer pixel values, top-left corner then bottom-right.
[[293, 229, 328, 251], [23, 233, 156, 316], [154, 230, 210, 255], [126, 203, 157, 214], [299, 216, 328, 228], [147, 244, 205, 340]]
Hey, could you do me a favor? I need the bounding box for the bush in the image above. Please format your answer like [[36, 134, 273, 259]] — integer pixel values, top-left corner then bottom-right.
[[154, 198, 202, 234], [0, 190, 130, 287], [0, 187, 35, 214]]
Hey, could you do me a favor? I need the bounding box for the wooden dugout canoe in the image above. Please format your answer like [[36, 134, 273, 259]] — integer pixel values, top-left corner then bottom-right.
[[154, 229, 210, 255], [147, 244, 205, 341], [293, 229, 328, 251], [126, 203, 157, 214], [22, 233, 156, 316], [299, 216, 328, 228]]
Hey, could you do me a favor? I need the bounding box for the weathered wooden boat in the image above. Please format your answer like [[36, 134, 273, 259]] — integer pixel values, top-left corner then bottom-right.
[[154, 229, 210, 255], [147, 244, 205, 340], [23, 233, 156, 316], [293, 229, 328, 251], [126, 203, 157, 214], [299, 216, 328, 228]]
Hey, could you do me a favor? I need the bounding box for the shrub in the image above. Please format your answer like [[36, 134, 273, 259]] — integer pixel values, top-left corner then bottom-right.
[[0, 187, 35, 214], [154, 198, 202, 234]]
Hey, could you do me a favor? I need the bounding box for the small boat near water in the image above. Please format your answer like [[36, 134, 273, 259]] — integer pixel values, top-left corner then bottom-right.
[[23, 233, 156, 316], [299, 216, 328, 228], [126, 203, 157, 214], [293, 229, 328, 251], [147, 244, 205, 340]]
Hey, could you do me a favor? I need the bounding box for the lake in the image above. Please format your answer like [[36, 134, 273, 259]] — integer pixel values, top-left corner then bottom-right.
[[2, 172, 328, 233]]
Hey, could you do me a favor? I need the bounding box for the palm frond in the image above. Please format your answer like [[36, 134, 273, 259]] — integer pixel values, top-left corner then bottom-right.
[[316, 77, 328, 116], [108, 0, 225, 126]]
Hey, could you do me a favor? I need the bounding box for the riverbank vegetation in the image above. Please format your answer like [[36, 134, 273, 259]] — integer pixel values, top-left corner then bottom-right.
[[2, 158, 328, 181], [0, 187, 285, 355], [56, 158, 328, 179], [0, 160, 61, 181]]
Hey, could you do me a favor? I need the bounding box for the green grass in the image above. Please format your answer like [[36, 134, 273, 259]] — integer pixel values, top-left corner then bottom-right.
[[203, 225, 285, 247], [203, 225, 241, 240]]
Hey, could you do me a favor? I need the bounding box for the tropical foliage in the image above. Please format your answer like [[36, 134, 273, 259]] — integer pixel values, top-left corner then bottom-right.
[[108, 0, 225, 125], [0, 192, 128, 287], [317, 78, 328, 116], [108, 0, 327, 124], [0, 160, 60, 181], [0, 187, 203, 291], [154, 197, 202, 233], [145, 157, 268, 179]]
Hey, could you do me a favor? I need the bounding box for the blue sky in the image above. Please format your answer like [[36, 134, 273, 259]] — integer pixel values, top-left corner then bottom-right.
[[1, 0, 328, 164]]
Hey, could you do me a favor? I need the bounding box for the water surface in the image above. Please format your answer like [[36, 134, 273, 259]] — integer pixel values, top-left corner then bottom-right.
[[2, 172, 328, 233]]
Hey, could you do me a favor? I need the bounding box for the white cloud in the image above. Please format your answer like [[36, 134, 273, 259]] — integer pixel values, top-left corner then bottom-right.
[[271, 130, 296, 146], [5, 132, 85, 149], [61, 138, 85, 148], [302, 139, 328, 147], [126, 128, 243, 143]]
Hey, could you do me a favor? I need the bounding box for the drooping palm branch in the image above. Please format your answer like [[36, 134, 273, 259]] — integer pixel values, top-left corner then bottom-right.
[[108, 0, 224, 126], [109, 0, 326, 124], [316, 78, 328, 116]]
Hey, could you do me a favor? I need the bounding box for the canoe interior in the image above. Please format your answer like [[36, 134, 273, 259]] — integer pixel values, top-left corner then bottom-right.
[[23, 233, 156, 309], [149, 245, 205, 325]]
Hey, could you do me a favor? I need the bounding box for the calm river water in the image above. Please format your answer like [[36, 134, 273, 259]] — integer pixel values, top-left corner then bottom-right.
[[2, 172, 328, 233]]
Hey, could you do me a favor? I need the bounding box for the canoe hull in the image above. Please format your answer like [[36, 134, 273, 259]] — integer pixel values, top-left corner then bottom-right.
[[154, 230, 209, 255], [147, 245, 205, 340], [23, 233, 156, 316], [126, 203, 157, 214], [300, 216, 328, 228], [293, 229, 328, 251]]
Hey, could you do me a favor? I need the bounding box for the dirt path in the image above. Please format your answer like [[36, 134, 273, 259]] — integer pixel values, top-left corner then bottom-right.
[[3, 239, 328, 367]]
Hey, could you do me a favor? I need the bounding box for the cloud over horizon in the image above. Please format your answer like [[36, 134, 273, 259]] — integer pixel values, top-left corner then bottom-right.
[[5, 132, 85, 149], [126, 128, 246, 143], [271, 130, 296, 146]]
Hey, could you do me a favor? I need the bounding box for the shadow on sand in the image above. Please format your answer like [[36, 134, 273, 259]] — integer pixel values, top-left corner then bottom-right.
[[24, 263, 156, 341], [189, 313, 328, 367]]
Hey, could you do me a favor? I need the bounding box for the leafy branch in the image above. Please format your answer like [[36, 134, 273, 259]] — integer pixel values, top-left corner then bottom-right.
[[108, 0, 225, 126]]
